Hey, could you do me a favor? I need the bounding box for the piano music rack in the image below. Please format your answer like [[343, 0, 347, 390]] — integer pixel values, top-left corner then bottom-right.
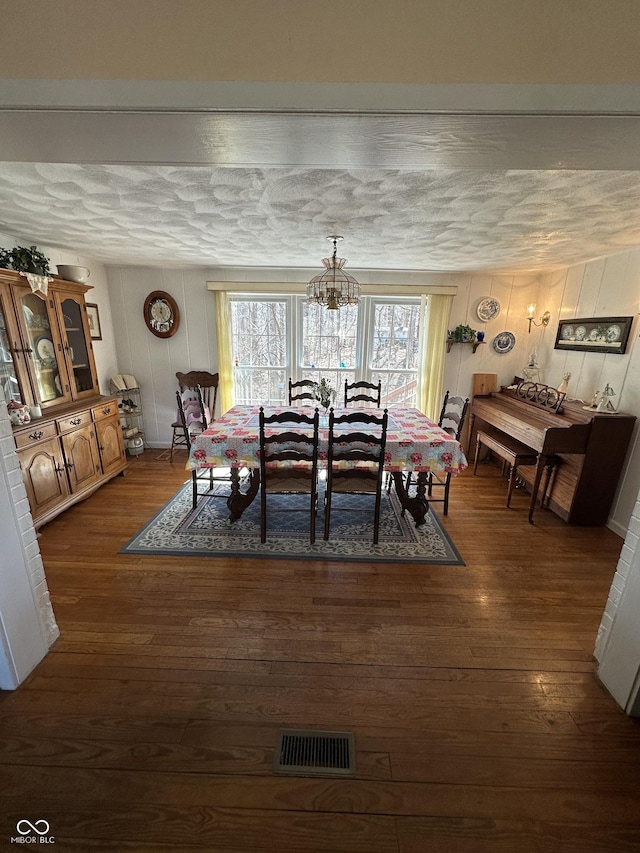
[[504, 381, 566, 413]]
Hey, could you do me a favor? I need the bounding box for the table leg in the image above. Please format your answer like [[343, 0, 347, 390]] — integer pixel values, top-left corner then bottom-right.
[[392, 471, 430, 526], [227, 466, 260, 522]]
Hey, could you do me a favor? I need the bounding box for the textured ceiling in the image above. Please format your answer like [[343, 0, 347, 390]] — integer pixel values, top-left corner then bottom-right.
[[1, 161, 640, 273]]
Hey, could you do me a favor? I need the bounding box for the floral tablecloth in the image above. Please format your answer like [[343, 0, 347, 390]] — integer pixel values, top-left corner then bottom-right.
[[188, 406, 468, 476]]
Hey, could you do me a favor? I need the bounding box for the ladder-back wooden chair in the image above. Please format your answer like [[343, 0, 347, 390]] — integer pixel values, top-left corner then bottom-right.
[[259, 407, 320, 543], [170, 370, 219, 461], [403, 391, 469, 516], [344, 379, 382, 407], [324, 408, 388, 544]]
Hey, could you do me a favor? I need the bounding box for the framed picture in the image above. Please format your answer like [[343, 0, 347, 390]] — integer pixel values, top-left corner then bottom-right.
[[554, 316, 633, 354], [85, 303, 102, 340]]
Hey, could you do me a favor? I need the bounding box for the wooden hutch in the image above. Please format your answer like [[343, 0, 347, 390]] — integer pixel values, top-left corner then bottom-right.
[[0, 268, 126, 528]]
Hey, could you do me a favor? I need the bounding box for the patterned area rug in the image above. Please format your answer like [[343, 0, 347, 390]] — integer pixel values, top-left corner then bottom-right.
[[121, 482, 465, 565]]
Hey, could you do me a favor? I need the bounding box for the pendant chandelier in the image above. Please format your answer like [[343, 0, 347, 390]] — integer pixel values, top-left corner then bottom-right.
[[306, 235, 360, 310]]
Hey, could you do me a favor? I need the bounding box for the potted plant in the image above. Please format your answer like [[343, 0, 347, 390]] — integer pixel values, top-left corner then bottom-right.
[[448, 323, 477, 343], [312, 377, 336, 409], [8, 245, 51, 276]]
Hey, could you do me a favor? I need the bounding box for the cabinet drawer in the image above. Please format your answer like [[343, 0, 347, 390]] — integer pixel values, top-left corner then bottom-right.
[[92, 400, 118, 421], [56, 410, 92, 434], [13, 421, 58, 449]]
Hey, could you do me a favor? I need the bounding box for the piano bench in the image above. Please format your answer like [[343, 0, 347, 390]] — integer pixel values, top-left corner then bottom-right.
[[473, 428, 540, 508]]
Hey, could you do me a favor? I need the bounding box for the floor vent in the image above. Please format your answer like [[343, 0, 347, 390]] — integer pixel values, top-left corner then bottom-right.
[[274, 729, 355, 776]]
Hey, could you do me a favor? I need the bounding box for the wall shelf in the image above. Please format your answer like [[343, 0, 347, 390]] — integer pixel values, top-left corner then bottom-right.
[[446, 339, 486, 354]]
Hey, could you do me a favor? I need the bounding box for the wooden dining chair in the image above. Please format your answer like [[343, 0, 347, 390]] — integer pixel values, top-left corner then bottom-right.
[[288, 378, 316, 405], [175, 386, 233, 508], [324, 408, 388, 544], [344, 379, 382, 407], [170, 370, 219, 461], [401, 391, 469, 516], [259, 407, 320, 543]]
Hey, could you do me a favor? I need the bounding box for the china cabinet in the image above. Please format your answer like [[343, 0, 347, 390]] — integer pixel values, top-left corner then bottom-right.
[[1, 269, 127, 527]]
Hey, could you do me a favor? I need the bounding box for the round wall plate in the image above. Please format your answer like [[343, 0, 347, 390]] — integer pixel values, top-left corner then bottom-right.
[[492, 331, 516, 354], [476, 297, 501, 322]]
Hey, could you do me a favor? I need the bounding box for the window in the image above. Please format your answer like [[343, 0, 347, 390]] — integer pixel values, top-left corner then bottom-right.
[[230, 295, 421, 407]]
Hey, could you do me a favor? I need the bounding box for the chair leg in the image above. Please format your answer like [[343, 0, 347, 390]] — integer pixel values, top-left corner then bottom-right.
[[323, 481, 333, 540], [260, 482, 267, 543], [192, 470, 198, 509], [442, 474, 451, 515], [310, 484, 317, 544], [170, 428, 179, 463], [372, 487, 382, 545]]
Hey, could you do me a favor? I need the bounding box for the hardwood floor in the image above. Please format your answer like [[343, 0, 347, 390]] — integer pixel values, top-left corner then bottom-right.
[[2, 450, 640, 852]]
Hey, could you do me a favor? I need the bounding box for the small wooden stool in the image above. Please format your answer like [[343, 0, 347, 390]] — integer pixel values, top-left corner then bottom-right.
[[474, 428, 554, 515]]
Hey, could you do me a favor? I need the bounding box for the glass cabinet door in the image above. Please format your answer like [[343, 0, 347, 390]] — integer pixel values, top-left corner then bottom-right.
[[58, 293, 99, 399], [16, 288, 70, 407], [0, 285, 35, 407]]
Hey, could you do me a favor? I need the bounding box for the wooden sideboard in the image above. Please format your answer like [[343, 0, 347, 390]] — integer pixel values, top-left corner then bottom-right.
[[13, 395, 126, 528], [1, 269, 127, 527]]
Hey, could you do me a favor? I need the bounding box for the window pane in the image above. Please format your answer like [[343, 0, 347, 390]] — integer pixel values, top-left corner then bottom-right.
[[302, 302, 358, 369], [231, 300, 286, 367], [378, 372, 417, 408], [371, 303, 420, 371], [234, 368, 286, 405]]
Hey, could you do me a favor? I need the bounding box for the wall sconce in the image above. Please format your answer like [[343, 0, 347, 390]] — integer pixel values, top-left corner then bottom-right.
[[527, 304, 551, 333]]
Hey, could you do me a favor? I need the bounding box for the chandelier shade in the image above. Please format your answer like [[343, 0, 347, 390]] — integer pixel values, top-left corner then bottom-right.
[[307, 236, 360, 310]]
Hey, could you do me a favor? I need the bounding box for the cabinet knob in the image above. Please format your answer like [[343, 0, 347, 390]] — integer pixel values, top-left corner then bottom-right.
[[102, 407, 112, 415], [70, 417, 82, 426], [28, 430, 44, 441], [54, 463, 65, 475]]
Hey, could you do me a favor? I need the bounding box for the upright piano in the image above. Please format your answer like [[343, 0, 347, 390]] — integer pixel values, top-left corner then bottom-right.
[[470, 387, 636, 525]]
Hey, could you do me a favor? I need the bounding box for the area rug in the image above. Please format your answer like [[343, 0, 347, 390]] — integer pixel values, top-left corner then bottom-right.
[[120, 482, 465, 565]]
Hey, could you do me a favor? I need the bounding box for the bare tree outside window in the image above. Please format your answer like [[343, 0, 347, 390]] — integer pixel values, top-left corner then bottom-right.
[[230, 295, 421, 408]]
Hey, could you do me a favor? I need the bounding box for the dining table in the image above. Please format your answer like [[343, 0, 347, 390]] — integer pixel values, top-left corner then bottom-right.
[[187, 404, 468, 526]]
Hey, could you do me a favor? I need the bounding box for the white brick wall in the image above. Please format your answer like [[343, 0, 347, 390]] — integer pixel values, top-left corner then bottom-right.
[[0, 403, 59, 650], [595, 495, 640, 662]]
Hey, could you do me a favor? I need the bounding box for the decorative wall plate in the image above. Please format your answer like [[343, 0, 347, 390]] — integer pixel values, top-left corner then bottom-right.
[[606, 323, 622, 342], [492, 331, 516, 354], [476, 297, 501, 322]]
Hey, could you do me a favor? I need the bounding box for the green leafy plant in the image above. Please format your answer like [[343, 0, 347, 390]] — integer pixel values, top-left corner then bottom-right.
[[448, 323, 477, 343], [0, 247, 12, 269], [6, 245, 51, 276], [312, 377, 336, 409]]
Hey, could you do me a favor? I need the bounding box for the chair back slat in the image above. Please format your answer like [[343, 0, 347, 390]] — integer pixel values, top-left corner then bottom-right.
[[176, 371, 219, 422], [344, 379, 382, 407], [438, 391, 469, 440], [288, 378, 317, 405]]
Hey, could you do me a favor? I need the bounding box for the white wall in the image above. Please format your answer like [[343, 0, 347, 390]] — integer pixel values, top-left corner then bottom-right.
[[534, 250, 640, 534]]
